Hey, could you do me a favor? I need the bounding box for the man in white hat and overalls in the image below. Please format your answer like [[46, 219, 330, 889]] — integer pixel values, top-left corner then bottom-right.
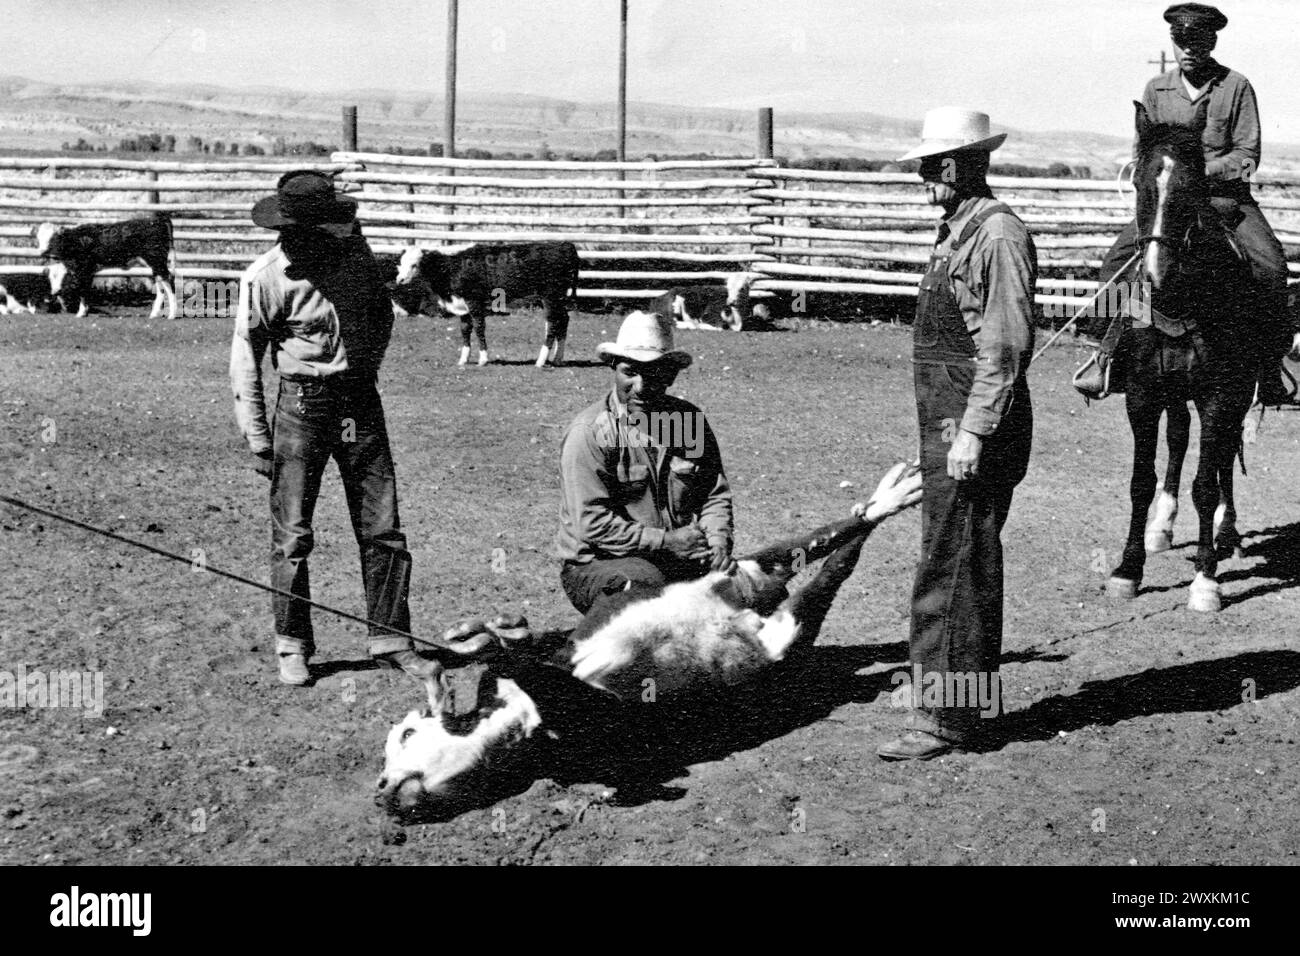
[[878, 109, 1037, 760], [556, 311, 735, 614]]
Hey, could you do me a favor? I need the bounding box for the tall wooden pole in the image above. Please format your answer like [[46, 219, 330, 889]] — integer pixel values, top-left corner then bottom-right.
[[617, 0, 628, 162], [445, 0, 458, 159]]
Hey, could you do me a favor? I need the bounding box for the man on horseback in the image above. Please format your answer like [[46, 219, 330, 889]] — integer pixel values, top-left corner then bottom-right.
[[1098, 2, 1297, 404], [878, 110, 1036, 760]]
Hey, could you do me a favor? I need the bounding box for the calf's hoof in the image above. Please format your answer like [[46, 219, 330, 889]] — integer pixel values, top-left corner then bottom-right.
[[1188, 573, 1222, 613], [1106, 576, 1138, 599], [477, 351, 489, 366]]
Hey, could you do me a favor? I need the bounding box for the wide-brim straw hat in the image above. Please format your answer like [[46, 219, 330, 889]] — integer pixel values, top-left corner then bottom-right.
[[596, 311, 693, 369], [252, 169, 358, 237], [897, 108, 1008, 162]]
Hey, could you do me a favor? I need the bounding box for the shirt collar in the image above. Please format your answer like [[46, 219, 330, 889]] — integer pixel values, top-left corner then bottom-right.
[[938, 193, 996, 245], [1163, 59, 1226, 94]]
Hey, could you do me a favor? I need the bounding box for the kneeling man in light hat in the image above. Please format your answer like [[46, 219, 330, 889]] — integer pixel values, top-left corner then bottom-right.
[[556, 311, 735, 614], [879, 108, 1037, 759]]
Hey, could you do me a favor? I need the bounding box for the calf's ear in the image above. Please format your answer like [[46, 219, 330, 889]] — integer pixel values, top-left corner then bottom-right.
[[423, 668, 450, 712]]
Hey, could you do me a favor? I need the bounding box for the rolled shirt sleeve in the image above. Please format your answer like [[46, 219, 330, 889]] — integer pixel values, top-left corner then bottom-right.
[[229, 273, 272, 454], [960, 235, 1036, 437]]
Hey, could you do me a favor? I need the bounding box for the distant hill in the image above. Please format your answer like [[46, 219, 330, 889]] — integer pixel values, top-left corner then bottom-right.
[[3, 74, 1299, 175]]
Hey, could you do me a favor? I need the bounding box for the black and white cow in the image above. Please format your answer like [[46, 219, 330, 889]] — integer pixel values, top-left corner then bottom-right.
[[376, 461, 922, 822], [651, 275, 770, 332], [0, 272, 51, 314], [34, 215, 176, 320], [393, 241, 580, 367]]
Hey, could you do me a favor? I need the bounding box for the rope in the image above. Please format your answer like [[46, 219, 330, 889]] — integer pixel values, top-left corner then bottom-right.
[[0, 493, 449, 652], [1030, 250, 1142, 365]]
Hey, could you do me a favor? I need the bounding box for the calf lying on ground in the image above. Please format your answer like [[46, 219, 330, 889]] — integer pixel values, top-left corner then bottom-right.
[[0, 272, 51, 314], [651, 275, 770, 332], [392, 241, 580, 367], [34, 215, 176, 320], [377, 461, 921, 822]]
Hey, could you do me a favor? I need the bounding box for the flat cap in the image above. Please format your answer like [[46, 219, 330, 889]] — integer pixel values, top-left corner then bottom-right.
[[1164, 3, 1228, 34]]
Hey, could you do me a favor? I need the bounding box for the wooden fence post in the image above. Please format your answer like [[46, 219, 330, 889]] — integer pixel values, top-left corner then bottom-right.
[[342, 106, 358, 152]]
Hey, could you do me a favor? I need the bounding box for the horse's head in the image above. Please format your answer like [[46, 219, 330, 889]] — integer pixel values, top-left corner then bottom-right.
[[1132, 99, 1210, 291]]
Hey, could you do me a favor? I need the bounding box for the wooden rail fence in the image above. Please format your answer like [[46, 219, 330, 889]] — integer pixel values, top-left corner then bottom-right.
[[2, 152, 1298, 314]]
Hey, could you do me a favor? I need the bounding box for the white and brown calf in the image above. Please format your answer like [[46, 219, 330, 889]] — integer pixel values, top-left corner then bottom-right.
[[377, 463, 921, 822], [35, 215, 176, 320]]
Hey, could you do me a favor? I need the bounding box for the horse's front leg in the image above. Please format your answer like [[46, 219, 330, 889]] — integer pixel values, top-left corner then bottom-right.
[[1146, 399, 1190, 551], [1108, 393, 1161, 598], [1214, 458, 1242, 561]]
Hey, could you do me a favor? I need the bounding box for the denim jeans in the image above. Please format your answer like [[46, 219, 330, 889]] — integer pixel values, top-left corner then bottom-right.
[[269, 374, 413, 657]]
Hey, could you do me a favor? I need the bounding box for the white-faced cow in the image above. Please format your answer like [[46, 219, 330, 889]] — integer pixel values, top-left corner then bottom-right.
[[376, 462, 921, 822], [393, 242, 580, 367], [0, 272, 51, 314], [652, 275, 771, 332], [34, 215, 176, 320]]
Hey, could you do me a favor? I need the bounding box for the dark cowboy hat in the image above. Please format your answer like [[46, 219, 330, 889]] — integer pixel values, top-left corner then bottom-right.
[[1164, 3, 1228, 35], [251, 169, 358, 237]]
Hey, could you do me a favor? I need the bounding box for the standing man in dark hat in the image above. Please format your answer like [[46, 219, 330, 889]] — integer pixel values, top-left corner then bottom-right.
[[230, 170, 435, 685], [1097, 3, 1299, 403], [878, 109, 1037, 760]]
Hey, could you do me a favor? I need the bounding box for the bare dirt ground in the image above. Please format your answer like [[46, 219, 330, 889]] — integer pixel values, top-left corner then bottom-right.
[[2, 306, 1299, 866]]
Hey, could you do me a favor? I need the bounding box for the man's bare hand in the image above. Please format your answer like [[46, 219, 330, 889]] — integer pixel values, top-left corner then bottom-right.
[[853, 460, 923, 523], [662, 525, 709, 561], [708, 539, 738, 575], [947, 429, 983, 481], [252, 450, 274, 480]]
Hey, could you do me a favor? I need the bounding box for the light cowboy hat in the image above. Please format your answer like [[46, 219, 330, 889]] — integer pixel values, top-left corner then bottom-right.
[[596, 311, 693, 369], [897, 108, 1008, 162]]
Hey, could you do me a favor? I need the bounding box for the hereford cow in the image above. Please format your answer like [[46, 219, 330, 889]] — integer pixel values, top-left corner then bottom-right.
[[393, 242, 580, 367], [376, 461, 922, 822], [34, 215, 176, 320], [0, 272, 51, 314], [651, 274, 769, 332]]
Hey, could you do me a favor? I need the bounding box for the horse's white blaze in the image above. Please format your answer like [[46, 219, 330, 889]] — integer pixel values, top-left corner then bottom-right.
[[1145, 155, 1176, 289]]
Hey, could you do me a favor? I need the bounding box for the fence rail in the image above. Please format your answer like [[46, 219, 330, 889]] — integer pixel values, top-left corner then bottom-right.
[[2, 153, 1299, 311]]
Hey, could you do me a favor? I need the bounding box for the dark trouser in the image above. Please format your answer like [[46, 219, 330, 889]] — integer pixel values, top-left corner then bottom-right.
[[270, 374, 413, 657], [560, 554, 705, 615], [1098, 204, 1292, 349], [910, 369, 1032, 739]]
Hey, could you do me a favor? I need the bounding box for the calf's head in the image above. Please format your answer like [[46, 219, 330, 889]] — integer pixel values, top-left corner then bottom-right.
[[377, 665, 542, 821], [33, 222, 58, 257]]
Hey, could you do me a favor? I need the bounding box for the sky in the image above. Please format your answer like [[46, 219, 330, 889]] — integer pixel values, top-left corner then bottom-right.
[[8, 0, 1300, 143]]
